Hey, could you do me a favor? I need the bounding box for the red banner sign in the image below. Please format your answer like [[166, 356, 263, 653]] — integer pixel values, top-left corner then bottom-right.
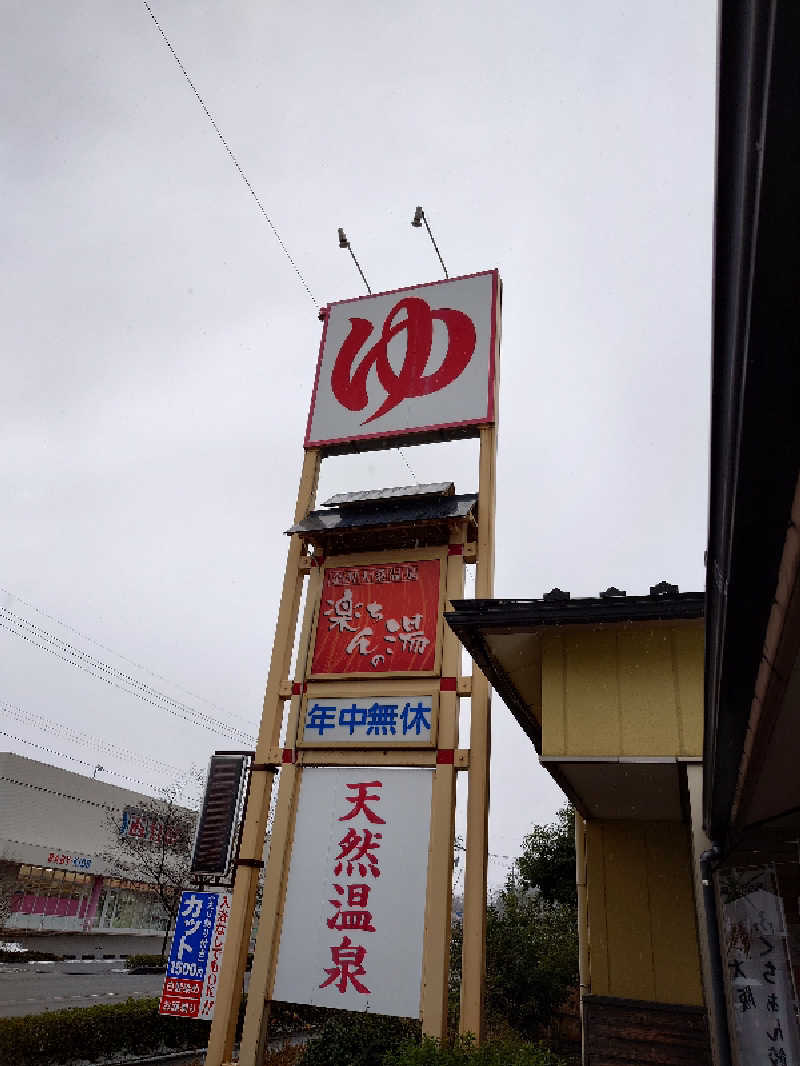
[[311, 560, 441, 675]]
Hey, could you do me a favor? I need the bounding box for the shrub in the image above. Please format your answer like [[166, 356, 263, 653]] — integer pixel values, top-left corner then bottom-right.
[[125, 953, 165, 970], [0, 992, 325, 1066], [384, 1036, 566, 1066], [484, 895, 578, 1038], [299, 1010, 419, 1066], [266, 1046, 305, 1066], [0, 997, 210, 1066], [271, 1001, 323, 1037], [0, 948, 62, 963]]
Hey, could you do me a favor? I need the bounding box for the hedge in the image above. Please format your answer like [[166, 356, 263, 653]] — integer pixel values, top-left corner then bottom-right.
[[299, 1011, 420, 1066], [383, 1037, 567, 1066], [0, 995, 321, 1066], [124, 953, 165, 970], [0, 949, 62, 964], [0, 997, 210, 1066]]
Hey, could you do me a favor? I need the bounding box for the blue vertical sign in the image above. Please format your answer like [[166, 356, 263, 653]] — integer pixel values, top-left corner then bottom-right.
[[159, 889, 231, 1019]]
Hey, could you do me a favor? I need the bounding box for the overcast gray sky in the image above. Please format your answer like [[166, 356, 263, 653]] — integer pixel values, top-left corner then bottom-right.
[[1, 1, 716, 883]]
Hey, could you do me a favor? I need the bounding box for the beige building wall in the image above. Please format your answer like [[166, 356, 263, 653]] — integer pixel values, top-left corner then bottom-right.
[[540, 619, 704, 758], [585, 819, 704, 1006]]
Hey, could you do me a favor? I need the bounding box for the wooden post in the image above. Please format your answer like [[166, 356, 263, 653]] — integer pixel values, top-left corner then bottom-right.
[[205, 448, 319, 1066], [459, 426, 496, 1042], [237, 563, 322, 1066], [420, 524, 466, 1037]]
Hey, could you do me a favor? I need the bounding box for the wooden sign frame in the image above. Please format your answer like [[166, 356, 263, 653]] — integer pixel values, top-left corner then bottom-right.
[[205, 273, 500, 1066]]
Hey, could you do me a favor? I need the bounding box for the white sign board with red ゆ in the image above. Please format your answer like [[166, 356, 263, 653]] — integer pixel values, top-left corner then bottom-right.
[[305, 271, 499, 452], [159, 889, 231, 1020], [273, 768, 433, 1018]]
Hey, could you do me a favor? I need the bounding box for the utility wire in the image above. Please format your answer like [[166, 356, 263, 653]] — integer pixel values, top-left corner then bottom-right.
[[0, 584, 254, 727], [0, 728, 160, 792], [0, 614, 253, 744], [0, 608, 256, 745], [454, 840, 516, 865], [2, 607, 257, 737], [0, 607, 252, 738], [0, 773, 200, 815], [140, 0, 317, 304], [0, 773, 125, 813], [0, 700, 182, 777], [139, 4, 427, 495]]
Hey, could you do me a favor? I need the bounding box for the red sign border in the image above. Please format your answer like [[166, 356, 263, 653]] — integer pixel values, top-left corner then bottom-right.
[[303, 269, 499, 452], [306, 550, 446, 681]]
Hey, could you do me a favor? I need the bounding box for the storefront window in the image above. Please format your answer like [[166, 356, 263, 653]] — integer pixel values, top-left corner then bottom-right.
[[96, 887, 167, 932], [10, 871, 92, 921]]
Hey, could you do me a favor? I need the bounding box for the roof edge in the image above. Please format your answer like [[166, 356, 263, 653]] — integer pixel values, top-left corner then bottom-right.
[[446, 593, 705, 630]]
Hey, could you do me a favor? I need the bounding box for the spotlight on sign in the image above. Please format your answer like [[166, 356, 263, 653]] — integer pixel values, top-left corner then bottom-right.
[[336, 225, 371, 294], [409, 204, 449, 279]]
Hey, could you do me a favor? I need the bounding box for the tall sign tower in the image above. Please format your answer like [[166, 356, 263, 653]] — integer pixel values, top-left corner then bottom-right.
[[205, 269, 501, 1065]]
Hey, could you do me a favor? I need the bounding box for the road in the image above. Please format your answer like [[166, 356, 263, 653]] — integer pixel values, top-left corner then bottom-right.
[[0, 966, 165, 1018]]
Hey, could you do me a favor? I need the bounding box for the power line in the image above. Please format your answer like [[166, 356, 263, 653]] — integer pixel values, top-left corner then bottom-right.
[[0, 584, 255, 728], [0, 773, 123, 813], [0, 700, 183, 777], [0, 606, 256, 739], [0, 729, 160, 792], [0, 773, 199, 814], [140, 0, 316, 304], [0, 608, 256, 745], [454, 841, 517, 865], [0, 613, 252, 744]]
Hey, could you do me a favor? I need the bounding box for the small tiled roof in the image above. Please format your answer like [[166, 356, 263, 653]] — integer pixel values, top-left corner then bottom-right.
[[287, 493, 477, 536], [321, 483, 455, 508]]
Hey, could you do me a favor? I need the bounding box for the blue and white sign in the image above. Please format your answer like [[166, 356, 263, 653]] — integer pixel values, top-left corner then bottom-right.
[[299, 695, 436, 746], [159, 889, 231, 1019]]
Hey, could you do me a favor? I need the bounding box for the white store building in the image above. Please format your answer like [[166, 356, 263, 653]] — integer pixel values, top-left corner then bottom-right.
[[0, 751, 193, 957]]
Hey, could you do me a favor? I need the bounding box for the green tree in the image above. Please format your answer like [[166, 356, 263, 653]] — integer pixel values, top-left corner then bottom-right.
[[514, 807, 576, 907], [449, 807, 579, 1039], [484, 888, 578, 1037]]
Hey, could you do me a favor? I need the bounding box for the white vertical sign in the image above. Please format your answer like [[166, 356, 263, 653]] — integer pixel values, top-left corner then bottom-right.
[[273, 767, 433, 1018], [721, 865, 800, 1065]]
